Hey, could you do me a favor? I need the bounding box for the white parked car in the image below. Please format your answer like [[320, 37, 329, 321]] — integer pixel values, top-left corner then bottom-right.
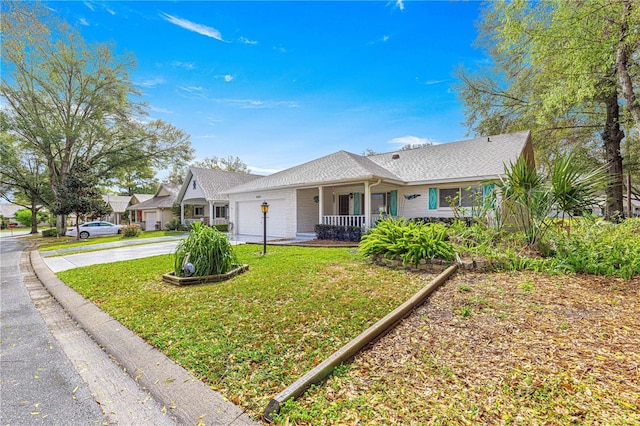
[[67, 221, 123, 239]]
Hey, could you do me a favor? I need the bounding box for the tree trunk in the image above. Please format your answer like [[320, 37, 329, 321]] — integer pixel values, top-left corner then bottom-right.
[[56, 214, 67, 236], [602, 91, 625, 220], [30, 200, 39, 234], [616, 0, 640, 131]]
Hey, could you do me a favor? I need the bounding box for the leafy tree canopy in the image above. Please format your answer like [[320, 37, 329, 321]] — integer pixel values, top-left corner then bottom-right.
[[1, 1, 194, 232]]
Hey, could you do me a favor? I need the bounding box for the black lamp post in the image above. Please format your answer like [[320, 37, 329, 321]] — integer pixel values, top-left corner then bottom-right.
[[261, 201, 269, 255]]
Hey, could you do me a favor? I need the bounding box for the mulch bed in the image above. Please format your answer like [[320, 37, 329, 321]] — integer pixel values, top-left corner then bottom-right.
[[286, 271, 640, 424]]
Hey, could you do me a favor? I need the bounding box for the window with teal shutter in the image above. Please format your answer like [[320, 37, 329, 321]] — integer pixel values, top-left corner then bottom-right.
[[353, 192, 360, 215], [428, 188, 437, 209], [390, 190, 398, 216], [483, 183, 495, 207]]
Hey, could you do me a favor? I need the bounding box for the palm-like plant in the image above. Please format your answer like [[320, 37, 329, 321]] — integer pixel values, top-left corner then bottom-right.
[[550, 152, 609, 234], [496, 156, 552, 245], [496, 152, 610, 246]]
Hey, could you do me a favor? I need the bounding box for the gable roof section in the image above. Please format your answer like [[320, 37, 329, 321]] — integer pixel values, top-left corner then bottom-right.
[[178, 167, 263, 203], [226, 151, 404, 194], [369, 130, 532, 184], [128, 183, 180, 210], [131, 193, 154, 204], [102, 195, 132, 213]]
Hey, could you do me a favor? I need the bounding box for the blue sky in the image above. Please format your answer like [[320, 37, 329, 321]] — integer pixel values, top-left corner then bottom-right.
[[49, 1, 487, 176]]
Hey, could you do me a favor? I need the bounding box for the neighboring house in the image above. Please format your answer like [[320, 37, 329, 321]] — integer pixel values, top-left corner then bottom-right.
[[224, 130, 534, 239], [0, 203, 22, 226], [127, 183, 180, 231], [102, 195, 133, 225], [176, 167, 262, 227], [128, 193, 154, 224]]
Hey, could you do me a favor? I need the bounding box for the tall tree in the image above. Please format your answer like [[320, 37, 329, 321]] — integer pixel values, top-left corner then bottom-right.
[[54, 165, 111, 240], [455, 0, 639, 218], [167, 155, 250, 184], [0, 114, 51, 233], [1, 1, 194, 234], [109, 165, 159, 196]]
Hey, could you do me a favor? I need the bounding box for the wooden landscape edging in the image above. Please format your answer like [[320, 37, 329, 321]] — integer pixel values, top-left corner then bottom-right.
[[262, 263, 458, 422]]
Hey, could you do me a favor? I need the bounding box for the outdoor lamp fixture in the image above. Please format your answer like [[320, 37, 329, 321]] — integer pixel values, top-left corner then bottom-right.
[[261, 201, 269, 255]]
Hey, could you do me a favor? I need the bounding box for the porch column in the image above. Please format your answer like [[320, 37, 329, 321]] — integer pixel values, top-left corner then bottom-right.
[[180, 202, 185, 224], [318, 186, 324, 225], [364, 181, 371, 229], [209, 201, 214, 226]]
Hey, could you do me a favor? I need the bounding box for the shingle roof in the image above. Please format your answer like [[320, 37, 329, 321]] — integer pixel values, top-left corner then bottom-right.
[[179, 168, 263, 202], [225, 151, 404, 194], [132, 193, 154, 203], [127, 184, 179, 210], [227, 131, 531, 193], [0, 203, 22, 218], [102, 195, 132, 213], [369, 130, 531, 184]]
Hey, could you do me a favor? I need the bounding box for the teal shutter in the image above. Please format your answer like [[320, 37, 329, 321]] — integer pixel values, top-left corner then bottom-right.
[[353, 192, 360, 215], [390, 190, 398, 216], [483, 183, 495, 207], [428, 188, 438, 209]]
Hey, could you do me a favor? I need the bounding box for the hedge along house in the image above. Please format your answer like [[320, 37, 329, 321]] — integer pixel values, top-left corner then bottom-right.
[[176, 167, 263, 227], [224, 131, 534, 239]]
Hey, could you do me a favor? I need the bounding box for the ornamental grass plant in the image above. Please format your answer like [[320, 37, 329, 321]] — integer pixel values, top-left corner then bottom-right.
[[173, 221, 238, 277]]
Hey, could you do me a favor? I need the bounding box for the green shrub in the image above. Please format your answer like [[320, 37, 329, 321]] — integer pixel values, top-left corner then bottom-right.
[[314, 224, 362, 242], [121, 224, 141, 238], [551, 218, 640, 279], [41, 228, 58, 237], [173, 221, 238, 277], [213, 224, 228, 232], [165, 218, 185, 231], [360, 217, 454, 265]]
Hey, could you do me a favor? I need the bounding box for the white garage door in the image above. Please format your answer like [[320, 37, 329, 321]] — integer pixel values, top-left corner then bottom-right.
[[237, 199, 287, 237], [145, 212, 157, 231]]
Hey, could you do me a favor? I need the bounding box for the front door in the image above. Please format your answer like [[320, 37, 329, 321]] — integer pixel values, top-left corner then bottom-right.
[[338, 195, 350, 215]]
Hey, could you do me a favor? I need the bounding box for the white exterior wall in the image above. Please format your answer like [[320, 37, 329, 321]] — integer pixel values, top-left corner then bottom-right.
[[182, 175, 207, 201], [229, 188, 297, 238], [399, 180, 491, 219]]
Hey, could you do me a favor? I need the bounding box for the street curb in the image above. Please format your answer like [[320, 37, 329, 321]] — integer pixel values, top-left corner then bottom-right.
[[263, 263, 458, 422], [29, 248, 259, 426]]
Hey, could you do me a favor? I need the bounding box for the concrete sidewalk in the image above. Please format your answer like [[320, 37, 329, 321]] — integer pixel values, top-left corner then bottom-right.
[[28, 247, 259, 425]]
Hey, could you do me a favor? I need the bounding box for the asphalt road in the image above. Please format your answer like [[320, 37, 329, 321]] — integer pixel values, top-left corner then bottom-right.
[[0, 237, 106, 425]]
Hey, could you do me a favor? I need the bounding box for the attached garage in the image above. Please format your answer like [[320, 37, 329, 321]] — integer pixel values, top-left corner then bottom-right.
[[144, 212, 157, 231], [236, 199, 289, 238]]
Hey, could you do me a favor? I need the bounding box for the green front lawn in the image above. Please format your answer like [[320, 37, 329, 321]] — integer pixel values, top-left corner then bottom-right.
[[57, 245, 432, 418], [38, 230, 185, 251]]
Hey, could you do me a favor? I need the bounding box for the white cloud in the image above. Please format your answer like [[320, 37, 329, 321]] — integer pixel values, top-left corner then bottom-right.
[[136, 77, 165, 88], [171, 61, 196, 70], [224, 74, 234, 82], [388, 135, 438, 147], [214, 98, 299, 109], [238, 36, 258, 45], [178, 86, 207, 98], [83, 1, 95, 11], [79, 18, 89, 26], [424, 79, 448, 85], [150, 105, 172, 114], [396, 0, 405, 11], [160, 12, 225, 42], [383, 35, 390, 42]]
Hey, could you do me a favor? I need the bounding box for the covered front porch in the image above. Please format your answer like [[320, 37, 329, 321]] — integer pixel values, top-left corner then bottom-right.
[[296, 181, 401, 233], [179, 197, 229, 227]]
